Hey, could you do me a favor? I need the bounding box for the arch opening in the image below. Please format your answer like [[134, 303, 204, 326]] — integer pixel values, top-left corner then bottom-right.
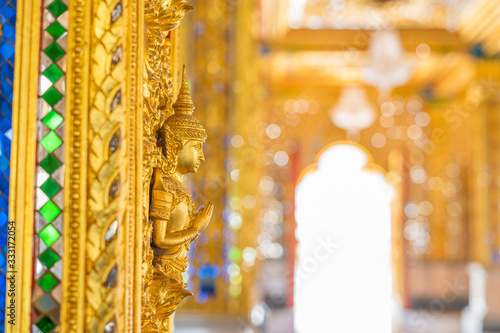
[[294, 143, 395, 332]]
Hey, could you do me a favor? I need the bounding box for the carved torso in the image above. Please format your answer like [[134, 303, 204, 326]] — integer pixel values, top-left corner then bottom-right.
[[151, 168, 196, 258]]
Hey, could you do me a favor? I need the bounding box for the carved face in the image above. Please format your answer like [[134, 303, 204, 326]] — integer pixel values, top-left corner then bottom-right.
[[176, 139, 205, 174]]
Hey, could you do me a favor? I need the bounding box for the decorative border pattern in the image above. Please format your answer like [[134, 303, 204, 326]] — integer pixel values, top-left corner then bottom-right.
[[119, 0, 143, 331], [61, 0, 89, 331], [31, 0, 70, 330]]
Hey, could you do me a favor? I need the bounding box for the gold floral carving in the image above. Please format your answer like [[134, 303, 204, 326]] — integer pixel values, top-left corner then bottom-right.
[[85, 0, 127, 330]]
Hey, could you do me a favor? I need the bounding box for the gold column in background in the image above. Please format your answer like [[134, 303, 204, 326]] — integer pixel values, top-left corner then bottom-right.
[[459, 0, 500, 265], [469, 60, 500, 266], [470, 95, 490, 265], [179, 0, 261, 314], [425, 103, 469, 262], [483, 61, 500, 265], [184, 0, 229, 312], [230, 0, 261, 314], [388, 149, 407, 304], [426, 106, 447, 260]]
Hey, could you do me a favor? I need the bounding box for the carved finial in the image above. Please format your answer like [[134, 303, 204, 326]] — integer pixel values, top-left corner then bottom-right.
[[172, 65, 195, 115]]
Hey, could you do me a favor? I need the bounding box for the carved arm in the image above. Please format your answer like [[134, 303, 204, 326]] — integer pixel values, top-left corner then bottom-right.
[[150, 189, 199, 248]]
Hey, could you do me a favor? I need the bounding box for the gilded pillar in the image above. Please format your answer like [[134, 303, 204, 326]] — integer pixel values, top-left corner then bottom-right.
[[231, 0, 261, 313], [8, 0, 41, 330], [469, 60, 500, 266], [388, 149, 406, 305], [182, 0, 229, 312]]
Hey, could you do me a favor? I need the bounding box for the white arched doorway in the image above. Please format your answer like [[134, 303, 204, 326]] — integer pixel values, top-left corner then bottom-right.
[[294, 143, 394, 332]]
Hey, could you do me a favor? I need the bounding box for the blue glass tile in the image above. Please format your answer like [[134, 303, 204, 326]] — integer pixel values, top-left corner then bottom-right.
[[0, 6, 16, 24], [0, 156, 8, 173], [0, 212, 7, 227], [0, 255, 5, 268], [2, 23, 14, 40], [0, 177, 8, 195], [0, 196, 7, 210], [4, 167, 9, 178], [0, 118, 10, 132], [0, 42, 14, 61], [0, 280, 4, 296], [0, 81, 12, 97], [0, 102, 9, 119], [0, 62, 13, 79], [0, 135, 10, 155]]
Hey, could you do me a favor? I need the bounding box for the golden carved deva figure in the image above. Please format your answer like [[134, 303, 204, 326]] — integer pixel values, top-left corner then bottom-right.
[[143, 66, 213, 332]]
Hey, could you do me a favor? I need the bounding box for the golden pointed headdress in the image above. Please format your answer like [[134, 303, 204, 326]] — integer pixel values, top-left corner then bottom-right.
[[165, 65, 207, 141]]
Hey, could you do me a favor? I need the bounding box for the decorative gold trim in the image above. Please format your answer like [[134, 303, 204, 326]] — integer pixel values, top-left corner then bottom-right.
[[61, 0, 91, 331], [121, 0, 144, 331], [7, 0, 42, 330]]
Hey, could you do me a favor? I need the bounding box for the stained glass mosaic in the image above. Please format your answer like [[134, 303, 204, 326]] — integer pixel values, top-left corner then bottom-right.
[[32, 0, 68, 331], [0, 0, 17, 331]]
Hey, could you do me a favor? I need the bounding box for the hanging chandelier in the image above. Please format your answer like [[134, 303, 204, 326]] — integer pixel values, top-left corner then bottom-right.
[[362, 30, 414, 93], [329, 86, 376, 141]]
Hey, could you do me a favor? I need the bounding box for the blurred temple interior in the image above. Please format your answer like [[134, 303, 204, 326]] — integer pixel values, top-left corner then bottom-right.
[[173, 0, 500, 332], [4, 0, 500, 332]]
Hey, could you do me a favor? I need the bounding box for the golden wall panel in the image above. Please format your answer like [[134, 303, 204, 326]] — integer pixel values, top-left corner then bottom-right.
[[62, 0, 143, 331]]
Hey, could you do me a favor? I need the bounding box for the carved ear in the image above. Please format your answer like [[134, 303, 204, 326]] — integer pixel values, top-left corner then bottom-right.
[[159, 124, 183, 174]]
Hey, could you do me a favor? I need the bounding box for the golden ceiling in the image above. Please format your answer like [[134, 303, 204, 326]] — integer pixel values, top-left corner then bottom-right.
[[259, 0, 500, 99]]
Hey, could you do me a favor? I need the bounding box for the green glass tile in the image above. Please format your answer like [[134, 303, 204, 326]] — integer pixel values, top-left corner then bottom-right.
[[36, 316, 56, 333], [39, 249, 60, 269], [40, 155, 62, 174], [40, 132, 62, 154], [40, 178, 61, 198], [43, 63, 64, 84], [42, 86, 62, 107], [47, 0, 67, 18], [46, 21, 66, 40], [44, 43, 65, 62], [42, 110, 63, 130], [39, 201, 61, 223], [39, 225, 60, 247], [38, 272, 58, 292]]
